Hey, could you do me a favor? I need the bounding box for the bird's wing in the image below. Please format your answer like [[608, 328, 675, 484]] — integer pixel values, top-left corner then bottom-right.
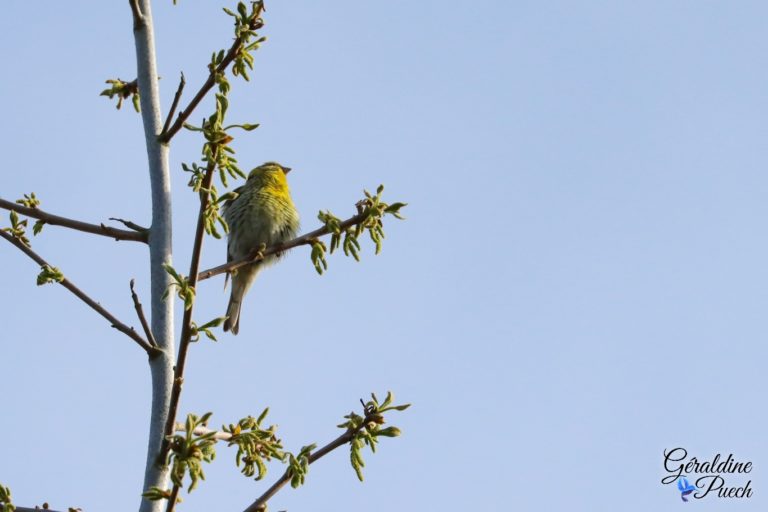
[[222, 186, 243, 291], [224, 253, 232, 290]]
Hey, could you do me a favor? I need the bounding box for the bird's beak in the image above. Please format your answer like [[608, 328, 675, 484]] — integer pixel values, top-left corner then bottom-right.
[[282, 166, 292, 174]]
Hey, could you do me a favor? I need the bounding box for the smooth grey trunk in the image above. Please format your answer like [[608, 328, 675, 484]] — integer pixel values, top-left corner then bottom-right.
[[133, 2, 175, 512]]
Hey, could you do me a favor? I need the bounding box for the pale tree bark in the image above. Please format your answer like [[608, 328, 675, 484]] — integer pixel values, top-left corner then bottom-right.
[[131, 2, 175, 511]]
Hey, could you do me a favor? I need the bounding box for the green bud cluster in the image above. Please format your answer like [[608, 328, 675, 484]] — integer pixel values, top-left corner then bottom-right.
[[99, 78, 140, 112], [0, 483, 15, 512], [223, 408, 286, 480], [311, 185, 407, 275], [162, 264, 196, 310], [338, 391, 410, 481]]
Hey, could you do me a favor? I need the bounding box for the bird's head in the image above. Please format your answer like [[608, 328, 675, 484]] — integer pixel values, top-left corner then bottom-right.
[[248, 162, 291, 181], [246, 162, 293, 195]]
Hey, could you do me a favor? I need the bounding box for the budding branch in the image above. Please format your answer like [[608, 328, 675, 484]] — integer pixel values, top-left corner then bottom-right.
[[197, 210, 368, 281], [243, 410, 378, 512]]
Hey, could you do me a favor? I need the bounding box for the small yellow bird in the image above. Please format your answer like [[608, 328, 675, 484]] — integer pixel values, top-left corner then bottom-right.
[[222, 162, 300, 334]]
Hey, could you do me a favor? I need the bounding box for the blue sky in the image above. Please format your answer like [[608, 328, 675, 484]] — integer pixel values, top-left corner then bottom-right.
[[1, 1, 767, 511]]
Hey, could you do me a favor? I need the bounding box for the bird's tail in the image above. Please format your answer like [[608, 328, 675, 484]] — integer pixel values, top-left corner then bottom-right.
[[223, 274, 249, 335], [223, 294, 242, 335]]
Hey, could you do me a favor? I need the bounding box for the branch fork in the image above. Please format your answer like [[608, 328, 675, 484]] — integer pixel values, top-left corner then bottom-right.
[[0, 229, 158, 355]]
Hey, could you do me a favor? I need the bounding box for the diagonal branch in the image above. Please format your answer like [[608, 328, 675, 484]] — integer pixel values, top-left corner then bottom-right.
[[158, 7, 264, 143], [131, 279, 158, 347], [242, 413, 375, 512], [0, 197, 148, 243], [164, 486, 181, 512], [162, 72, 186, 136], [0, 230, 158, 356], [161, 162, 217, 457], [168, 415, 374, 512], [159, 162, 218, 512], [197, 211, 368, 281]]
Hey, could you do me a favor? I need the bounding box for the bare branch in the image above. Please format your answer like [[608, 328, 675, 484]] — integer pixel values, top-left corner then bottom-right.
[[131, 279, 158, 347], [197, 211, 368, 281], [161, 162, 217, 457], [0, 197, 148, 243], [242, 414, 374, 512], [0, 230, 159, 356], [162, 73, 186, 137], [6, 507, 66, 512], [158, 6, 265, 143], [110, 217, 149, 232]]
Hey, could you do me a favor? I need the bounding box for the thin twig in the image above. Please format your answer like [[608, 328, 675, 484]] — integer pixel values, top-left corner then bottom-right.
[[164, 485, 181, 512], [197, 211, 368, 281], [110, 217, 149, 232], [159, 6, 265, 143], [5, 507, 66, 512], [242, 414, 374, 512], [131, 279, 158, 347], [0, 197, 147, 243], [0, 230, 158, 355], [162, 72, 186, 138], [175, 423, 233, 441], [161, 162, 217, 457]]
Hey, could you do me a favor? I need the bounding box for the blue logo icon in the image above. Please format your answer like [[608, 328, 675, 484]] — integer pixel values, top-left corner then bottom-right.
[[677, 476, 696, 502]]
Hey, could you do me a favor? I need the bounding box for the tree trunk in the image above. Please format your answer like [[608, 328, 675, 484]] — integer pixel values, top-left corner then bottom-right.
[[132, 2, 175, 511]]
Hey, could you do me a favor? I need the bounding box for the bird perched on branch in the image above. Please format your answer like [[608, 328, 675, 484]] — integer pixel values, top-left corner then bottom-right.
[[223, 162, 300, 334]]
